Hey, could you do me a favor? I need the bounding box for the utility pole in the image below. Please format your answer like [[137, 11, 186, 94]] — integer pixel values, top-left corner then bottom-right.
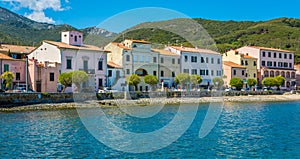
[[26, 56, 28, 93]]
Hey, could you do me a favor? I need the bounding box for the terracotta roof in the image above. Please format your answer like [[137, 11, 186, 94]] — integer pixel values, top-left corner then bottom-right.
[[0, 44, 35, 54], [151, 49, 179, 56], [242, 55, 257, 59], [0, 53, 14, 60], [111, 42, 132, 50], [223, 61, 246, 68], [245, 46, 292, 53], [44, 40, 110, 52], [170, 46, 220, 55], [107, 61, 122, 68], [126, 39, 151, 44]]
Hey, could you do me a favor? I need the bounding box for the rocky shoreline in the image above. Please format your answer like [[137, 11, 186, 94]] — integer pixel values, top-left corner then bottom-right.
[[1, 94, 300, 112]]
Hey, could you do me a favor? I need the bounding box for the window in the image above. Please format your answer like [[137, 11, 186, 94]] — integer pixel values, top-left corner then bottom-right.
[[192, 69, 197, 74], [284, 62, 288, 67], [267, 61, 272, 67], [279, 53, 282, 58], [201, 57, 205, 63], [289, 54, 292, 59], [98, 78, 103, 87], [268, 52, 271, 57], [184, 56, 188, 62], [211, 70, 214, 76], [241, 60, 244, 65], [183, 69, 189, 74], [126, 55, 130, 62], [217, 58, 221, 64], [233, 70, 236, 75], [126, 69, 130, 75], [16, 72, 20, 80], [262, 51, 266, 57], [153, 71, 157, 76], [284, 54, 287, 59], [289, 63, 292, 68], [246, 73, 248, 77], [178, 59, 180, 64], [172, 72, 175, 77], [253, 61, 257, 66], [153, 57, 157, 63], [140, 56, 144, 62], [211, 58, 214, 64], [242, 70, 245, 76], [274, 62, 277, 67], [191, 56, 197, 62], [161, 71, 164, 77], [50, 73, 54, 81], [66, 59, 72, 69], [200, 69, 205, 75], [145, 56, 150, 63], [206, 57, 209, 63], [133, 56, 138, 62], [161, 57, 164, 63], [254, 73, 256, 78], [262, 61, 265, 66], [274, 53, 277, 58], [74, 36, 77, 42], [217, 70, 222, 76], [98, 60, 103, 70], [108, 70, 112, 77], [206, 70, 209, 76], [278, 62, 283, 67], [172, 58, 175, 64], [4, 64, 9, 72], [245, 61, 248, 66]]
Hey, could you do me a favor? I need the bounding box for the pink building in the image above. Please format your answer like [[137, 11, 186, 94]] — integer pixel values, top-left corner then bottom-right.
[[0, 53, 26, 90], [237, 46, 296, 89], [28, 59, 61, 92], [29, 31, 109, 92], [223, 61, 246, 87]]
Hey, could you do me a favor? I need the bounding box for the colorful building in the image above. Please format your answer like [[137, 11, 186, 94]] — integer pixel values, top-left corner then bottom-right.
[[28, 59, 61, 92], [0, 44, 35, 59], [222, 61, 246, 87], [0, 53, 26, 90], [28, 31, 109, 92], [223, 50, 258, 86], [237, 46, 296, 89], [167, 46, 223, 87]]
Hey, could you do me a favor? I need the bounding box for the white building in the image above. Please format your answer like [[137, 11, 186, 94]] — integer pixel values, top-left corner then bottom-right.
[[167, 46, 223, 87], [28, 31, 109, 92]]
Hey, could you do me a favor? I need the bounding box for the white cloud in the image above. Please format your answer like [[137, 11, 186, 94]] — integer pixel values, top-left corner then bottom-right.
[[0, 0, 70, 23], [25, 11, 55, 23]]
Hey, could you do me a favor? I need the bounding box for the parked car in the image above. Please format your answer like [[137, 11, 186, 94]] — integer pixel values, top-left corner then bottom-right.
[[225, 88, 232, 92], [98, 87, 118, 93], [13, 87, 35, 93]]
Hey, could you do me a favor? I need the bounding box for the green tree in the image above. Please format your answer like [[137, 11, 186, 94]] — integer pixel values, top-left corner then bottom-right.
[[247, 78, 257, 88], [174, 73, 190, 89], [126, 74, 141, 91], [1, 72, 14, 90], [212, 77, 224, 89], [144, 74, 158, 91], [58, 72, 73, 92], [262, 77, 276, 88], [230, 77, 244, 90], [72, 70, 88, 92], [274, 75, 285, 90], [190, 75, 202, 89]]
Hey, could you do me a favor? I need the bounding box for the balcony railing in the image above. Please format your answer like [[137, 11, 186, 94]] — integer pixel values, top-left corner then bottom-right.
[[79, 69, 95, 74]]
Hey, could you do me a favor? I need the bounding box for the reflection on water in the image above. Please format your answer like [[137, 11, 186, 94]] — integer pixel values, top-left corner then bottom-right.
[[1, 102, 300, 158]]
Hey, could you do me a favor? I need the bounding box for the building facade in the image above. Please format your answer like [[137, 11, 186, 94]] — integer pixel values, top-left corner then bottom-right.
[[222, 61, 246, 87], [237, 46, 296, 89], [28, 31, 109, 92], [167, 46, 223, 87]]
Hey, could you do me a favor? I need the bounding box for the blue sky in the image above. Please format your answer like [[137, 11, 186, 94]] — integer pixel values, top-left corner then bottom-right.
[[1, 0, 300, 32]]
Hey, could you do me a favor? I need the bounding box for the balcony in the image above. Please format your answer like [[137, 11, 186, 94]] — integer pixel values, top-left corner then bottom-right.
[[79, 69, 95, 74]]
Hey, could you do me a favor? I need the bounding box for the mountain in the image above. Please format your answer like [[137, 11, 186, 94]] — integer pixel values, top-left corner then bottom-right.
[[120, 18, 300, 62], [0, 7, 116, 46]]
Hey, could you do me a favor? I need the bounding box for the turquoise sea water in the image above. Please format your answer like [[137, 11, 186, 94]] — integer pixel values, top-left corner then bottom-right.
[[1, 101, 300, 158]]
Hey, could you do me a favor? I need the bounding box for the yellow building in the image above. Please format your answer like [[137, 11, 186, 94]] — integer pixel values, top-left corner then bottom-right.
[[223, 50, 258, 84]]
